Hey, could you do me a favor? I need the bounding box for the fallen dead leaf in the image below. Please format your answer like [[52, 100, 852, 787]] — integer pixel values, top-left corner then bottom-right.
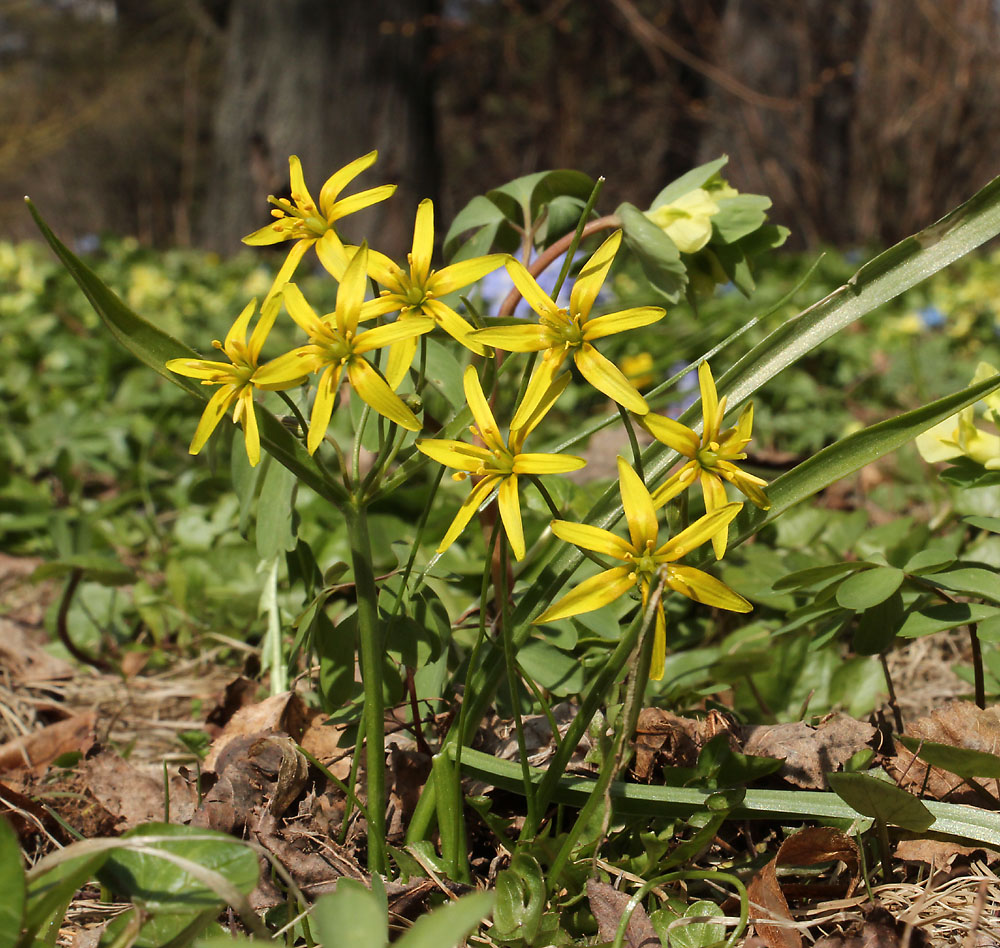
[[887, 701, 1000, 804], [82, 749, 197, 829], [203, 691, 308, 771], [0, 616, 74, 685], [894, 837, 988, 868], [0, 711, 96, 773], [742, 714, 876, 789], [586, 879, 659, 948], [749, 827, 861, 948], [299, 709, 351, 781], [633, 708, 738, 780]]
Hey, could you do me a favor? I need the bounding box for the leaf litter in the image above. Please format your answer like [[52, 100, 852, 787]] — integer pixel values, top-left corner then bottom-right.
[[4, 557, 1000, 946]]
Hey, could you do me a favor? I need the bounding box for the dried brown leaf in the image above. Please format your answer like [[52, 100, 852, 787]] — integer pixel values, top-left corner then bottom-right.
[[203, 691, 308, 771], [742, 714, 876, 789], [0, 710, 96, 773], [83, 750, 197, 828], [586, 879, 660, 948], [748, 859, 801, 948]]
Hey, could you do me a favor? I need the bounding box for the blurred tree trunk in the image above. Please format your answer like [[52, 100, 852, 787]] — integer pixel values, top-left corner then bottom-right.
[[698, 0, 870, 247], [199, 0, 438, 259]]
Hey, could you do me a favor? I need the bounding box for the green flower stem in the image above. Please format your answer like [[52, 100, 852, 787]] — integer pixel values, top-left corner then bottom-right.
[[499, 535, 539, 833], [342, 500, 387, 875], [521, 593, 657, 843], [617, 403, 644, 478]]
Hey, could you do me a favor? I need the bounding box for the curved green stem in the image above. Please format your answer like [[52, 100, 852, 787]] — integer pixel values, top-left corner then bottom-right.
[[343, 501, 387, 874]]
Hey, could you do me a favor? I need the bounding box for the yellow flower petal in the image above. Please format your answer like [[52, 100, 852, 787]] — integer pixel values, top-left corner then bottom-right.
[[335, 244, 370, 335], [583, 306, 665, 340], [534, 566, 635, 624], [239, 388, 261, 467], [505, 259, 560, 319], [655, 502, 742, 561], [617, 457, 658, 551], [573, 344, 648, 415], [649, 466, 695, 508], [307, 363, 345, 454], [253, 347, 319, 387], [424, 299, 485, 355], [347, 358, 421, 431], [641, 413, 700, 457], [649, 601, 667, 681], [283, 283, 325, 336], [166, 358, 236, 381], [353, 317, 435, 355], [498, 475, 526, 561], [431, 254, 508, 296], [438, 476, 499, 553], [570, 230, 621, 319], [248, 295, 282, 364], [698, 362, 721, 441], [327, 185, 397, 222], [470, 323, 549, 352], [189, 384, 239, 455], [317, 150, 377, 214], [384, 335, 419, 390], [662, 564, 751, 612], [510, 373, 570, 447], [410, 198, 434, 286], [550, 520, 633, 559], [510, 352, 566, 430], [700, 471, 731, 559], [288, 155, 315, 212], [315, 231, 352, 281], [512, 453, 586, 475], [416, 439, 494, 470], [462, 365, 505, 454], [224, 298, 257, 354]]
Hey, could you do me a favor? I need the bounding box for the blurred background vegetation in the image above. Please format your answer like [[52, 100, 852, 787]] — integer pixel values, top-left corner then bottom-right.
[[3, 0, 999, 257]]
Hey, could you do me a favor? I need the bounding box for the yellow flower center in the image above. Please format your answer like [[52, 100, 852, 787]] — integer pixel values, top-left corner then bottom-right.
[[267, 192, 329, 238], [540, 307, 585, 350]]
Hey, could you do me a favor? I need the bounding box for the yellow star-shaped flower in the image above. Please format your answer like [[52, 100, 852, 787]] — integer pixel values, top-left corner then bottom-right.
[[642, 361, 770, 559], [243, 153, 396, 298], [166, 296, 290, 466], [317, 199, 506, 388], [535, 457, 750, 680], [253, 245, 433, 454], [416, 365, 585, 560], [470, 231, 665, 429]]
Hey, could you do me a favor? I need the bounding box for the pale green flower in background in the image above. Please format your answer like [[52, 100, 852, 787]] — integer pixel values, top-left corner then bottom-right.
[[645, 188, 720, 254], [916, 361, 1000, 467]]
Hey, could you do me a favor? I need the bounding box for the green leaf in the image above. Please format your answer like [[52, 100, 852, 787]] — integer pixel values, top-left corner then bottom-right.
[[422, 338, 466, 410], [649, 156, 729, 208], [518, 640, 585, 696], [25, 849, 110, 947], [256, 458, 297, 560], [897, 602, 1000, 638], [827, 772, 935, 831], [492, 852, 546, 943], [442, 195, 507, 258], [772, 561, 871, 591], [312, 880, 388, 948], [618, 202, 687, 301], [0, 819, 25, 948], [903, 548, 956, 574], [712, 194, 772, 244], [965, 515, 1000, 533], [897, 736, 1000, 780], [651, 899, 725, 948], [384, 613, 441, 668], [97, 823, 258, 913], [929, 567, 1000, 604], [32, 555, 135, 586], [395, 891, 493, 948], [100, 906, 220, 948], [852, 591, 904, 655], [836, 567, 905, 611]]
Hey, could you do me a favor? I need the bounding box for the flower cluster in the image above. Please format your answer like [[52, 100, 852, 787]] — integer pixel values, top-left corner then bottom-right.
[[168, 152, 773, 679]]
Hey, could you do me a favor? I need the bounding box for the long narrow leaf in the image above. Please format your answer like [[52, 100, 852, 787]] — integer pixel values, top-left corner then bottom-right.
[[732, 371, 1000, 544], [26, 199, 348, 506]]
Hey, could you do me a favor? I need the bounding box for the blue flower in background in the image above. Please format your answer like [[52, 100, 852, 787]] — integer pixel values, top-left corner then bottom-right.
[[919, 305, 946, 328]]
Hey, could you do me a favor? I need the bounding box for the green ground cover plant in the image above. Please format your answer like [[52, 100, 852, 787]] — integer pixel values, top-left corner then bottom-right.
[[5, 152, 1000, 946]]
